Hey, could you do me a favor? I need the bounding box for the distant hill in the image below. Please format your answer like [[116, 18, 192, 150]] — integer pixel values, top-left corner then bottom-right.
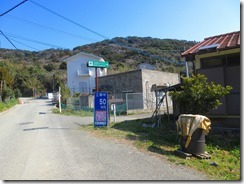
[[0, 36, 197, 97], [0, 36, 197, 73], [73, 36, 197, 73]]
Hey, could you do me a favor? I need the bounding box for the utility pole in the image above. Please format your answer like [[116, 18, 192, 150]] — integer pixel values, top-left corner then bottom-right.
[[95, 68, 98, 92], [185, 59, 189, 78], [184, 46, 189, 78]]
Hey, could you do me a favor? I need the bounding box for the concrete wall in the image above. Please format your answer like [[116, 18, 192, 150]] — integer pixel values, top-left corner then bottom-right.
[[141, 69, 180, 94], [98, 69, 180, 110], [141, 69, 180, 109], [98, 69, 143, 95]]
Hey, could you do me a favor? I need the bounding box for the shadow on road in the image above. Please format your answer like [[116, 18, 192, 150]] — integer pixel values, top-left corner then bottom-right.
[[22, 126, 80, 131], [111, 117, 178, 157]]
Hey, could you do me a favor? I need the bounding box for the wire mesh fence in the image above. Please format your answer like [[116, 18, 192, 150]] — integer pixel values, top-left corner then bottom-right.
[[60, 92, 173, 115]]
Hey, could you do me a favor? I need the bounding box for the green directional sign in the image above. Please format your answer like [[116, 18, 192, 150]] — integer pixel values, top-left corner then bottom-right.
[[87, 60, 109, 68]]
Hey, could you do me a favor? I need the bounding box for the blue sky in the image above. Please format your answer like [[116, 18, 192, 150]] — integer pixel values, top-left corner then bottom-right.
[[0, 0, 240, 51]]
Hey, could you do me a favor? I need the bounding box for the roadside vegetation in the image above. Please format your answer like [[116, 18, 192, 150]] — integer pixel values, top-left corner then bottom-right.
[[0, 98, 18, 112], [81, 117, 240, 180], [52, 108, 93, 117]]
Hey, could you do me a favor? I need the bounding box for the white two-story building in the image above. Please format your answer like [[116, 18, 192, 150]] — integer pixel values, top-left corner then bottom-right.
[[64, 52, 107, 95]]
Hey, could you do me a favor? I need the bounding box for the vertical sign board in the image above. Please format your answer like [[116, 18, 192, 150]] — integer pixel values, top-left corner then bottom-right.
[[94, 92, 108, 127]]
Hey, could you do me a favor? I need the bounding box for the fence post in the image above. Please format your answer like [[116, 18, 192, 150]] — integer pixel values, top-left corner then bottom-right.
[[111, 104, 116, 122], [126, 93, 128, 112], [58, 86, 61, 113]]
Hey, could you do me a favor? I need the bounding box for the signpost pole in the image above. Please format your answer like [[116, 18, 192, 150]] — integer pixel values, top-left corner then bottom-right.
[[95, 68, 98, 92]]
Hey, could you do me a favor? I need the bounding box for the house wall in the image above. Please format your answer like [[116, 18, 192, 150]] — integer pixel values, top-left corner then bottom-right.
[[66, 53, 106, 95], [195, 48, 240, 69], [195, 49, 240, 116], [197, 67, 227, 114]]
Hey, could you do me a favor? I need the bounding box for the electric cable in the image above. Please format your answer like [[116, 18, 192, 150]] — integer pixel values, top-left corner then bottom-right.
[[1, 0, 186, 65], [3, 31, 64, 49], [28, 0, 184, 65], [0, 0, 28, 17], [28, 0, 108, 40], [6, 37, 39, 51], [0, 29, 18, 49], [6, 14, 98, 42]]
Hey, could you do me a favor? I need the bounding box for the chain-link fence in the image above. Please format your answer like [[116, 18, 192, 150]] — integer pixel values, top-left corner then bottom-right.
[[61, 91, 173, 115]]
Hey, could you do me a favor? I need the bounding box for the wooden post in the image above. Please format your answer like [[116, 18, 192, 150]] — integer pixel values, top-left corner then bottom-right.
[[165, 90, 170, 123]]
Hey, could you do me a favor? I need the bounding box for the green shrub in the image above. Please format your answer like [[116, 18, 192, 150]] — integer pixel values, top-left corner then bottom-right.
[[169, 74, 232, 114]]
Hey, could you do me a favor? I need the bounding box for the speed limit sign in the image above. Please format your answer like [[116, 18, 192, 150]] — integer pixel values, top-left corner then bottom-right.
[[94, 92, 108, 127]]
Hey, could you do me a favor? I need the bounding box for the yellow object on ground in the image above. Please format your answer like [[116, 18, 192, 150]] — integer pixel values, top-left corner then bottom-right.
[[176, 114, 211, 148]]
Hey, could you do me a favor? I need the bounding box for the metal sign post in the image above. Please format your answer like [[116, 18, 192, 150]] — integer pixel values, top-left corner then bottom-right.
[[94, 92, 109, 127], [87, 60, 110, 92]]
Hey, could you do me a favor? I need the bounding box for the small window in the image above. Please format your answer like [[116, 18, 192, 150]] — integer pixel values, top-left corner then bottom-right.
[[79, 82, 88, 94], [80, 63, 90, 74], [226, 54, 240, 66], [201, 57, 223, 68], [200, 53, 240, 69]]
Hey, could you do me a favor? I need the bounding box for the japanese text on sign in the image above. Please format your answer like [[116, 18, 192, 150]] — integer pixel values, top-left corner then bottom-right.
[[94, 92, 108, 127]]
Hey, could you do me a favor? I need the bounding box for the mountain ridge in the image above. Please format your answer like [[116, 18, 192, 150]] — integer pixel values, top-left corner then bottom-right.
[[0, 36, 197, 73], [0, 36, 196, 97]]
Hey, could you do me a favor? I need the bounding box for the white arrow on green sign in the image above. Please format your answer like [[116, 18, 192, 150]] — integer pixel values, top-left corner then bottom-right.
[[87, 60, 109, 68]]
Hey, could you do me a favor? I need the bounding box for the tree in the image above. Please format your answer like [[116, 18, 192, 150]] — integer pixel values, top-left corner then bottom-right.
[[169, 74, 232, 114], [44, 63, 55, 72], [59, 83, 71, 104], [59, 62, 67, 70]]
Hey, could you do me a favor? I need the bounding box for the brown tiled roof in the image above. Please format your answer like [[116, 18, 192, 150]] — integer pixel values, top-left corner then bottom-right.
[[181, 31, 240, 58]]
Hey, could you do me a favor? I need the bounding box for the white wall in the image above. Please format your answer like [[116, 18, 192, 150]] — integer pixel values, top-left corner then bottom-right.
[[65, 52, 107, 95]]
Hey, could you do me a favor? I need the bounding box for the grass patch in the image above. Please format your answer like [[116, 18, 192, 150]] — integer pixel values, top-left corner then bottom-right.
[[0, 98, 18, 112], [52, 108, 93, 117], [81, 118, 240, 180]]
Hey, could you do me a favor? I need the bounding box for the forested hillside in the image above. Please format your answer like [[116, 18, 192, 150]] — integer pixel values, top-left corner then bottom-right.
[[0, 36, 197, 99], [74, 37, 197, 73]]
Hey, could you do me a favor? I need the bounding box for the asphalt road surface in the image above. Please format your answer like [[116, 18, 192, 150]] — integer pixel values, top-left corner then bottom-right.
[[0, 98, 209, 180]]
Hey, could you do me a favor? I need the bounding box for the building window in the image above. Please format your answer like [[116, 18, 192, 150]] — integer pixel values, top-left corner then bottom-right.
[[201, 56, 223, 69], [200, 53, 240, 69], [79, 82, 88, 94], [79, 63, 90, 75], [226, 54, 240, 66]]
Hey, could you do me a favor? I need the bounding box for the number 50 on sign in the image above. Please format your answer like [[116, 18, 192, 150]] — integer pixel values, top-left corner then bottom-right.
[[94, 92, 109, 127]]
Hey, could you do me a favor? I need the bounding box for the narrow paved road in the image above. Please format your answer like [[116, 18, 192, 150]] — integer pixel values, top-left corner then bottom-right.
[[0, 98, 209, 180]]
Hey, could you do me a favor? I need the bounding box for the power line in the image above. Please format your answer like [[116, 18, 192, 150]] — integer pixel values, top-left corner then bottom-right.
[[28, 0, 184, 65], [3, 31, 64, 49], [1, 0, 185, 65], [28, 0, 109, 40], [6, 14, 99, 42], [0, 29, 18, 49], [0, 0, 28, 49], [0, 0, 28, 17], [7, 37, 39, 51]]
